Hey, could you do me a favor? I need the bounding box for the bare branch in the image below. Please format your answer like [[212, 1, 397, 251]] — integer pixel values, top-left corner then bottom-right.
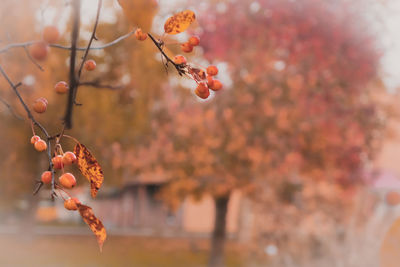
[[79, 80, 123, 90], [0, 64, 55, 196], [148, 33, 186, 76], [0, 30, 136, 54], [23, 46, 44, 71], [64, 0, 81, 129], [0, 95, 23, 120]]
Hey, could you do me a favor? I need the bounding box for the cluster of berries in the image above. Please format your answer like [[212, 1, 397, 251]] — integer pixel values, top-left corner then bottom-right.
[[181, 36, 200, 53], [39, 144, 80, 210], [28, 25, 59, 61]]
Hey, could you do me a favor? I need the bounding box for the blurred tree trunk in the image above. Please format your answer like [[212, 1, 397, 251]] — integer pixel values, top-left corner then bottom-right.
[[208, 194, 230, 267]]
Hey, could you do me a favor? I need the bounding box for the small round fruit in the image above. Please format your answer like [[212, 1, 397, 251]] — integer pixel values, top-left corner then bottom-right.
[[31, 135, 40, 144], [59, 173, 77, 189], [41, 171, 52, 184], [42, 26, 60, 44], [135, 28, 147, 41], [62, 151, 77, 166], [195, 87, 210, 99], [64, 197, 81, 211], [210, 79, 223, 91], [206, 76, 214, 88], [181, 42, 193, 53], [52, 155, 64, 169], [173, 55, 187, 65], [196, 82, 208, 94], [55, 81, 69, 94], [206, 65, 219, 76], [188, 36, 200, 46], [33, 98, 47, 113], [34, 139, 47, 152], [29, 41, 49, 61], [84, 59, 96, 71]]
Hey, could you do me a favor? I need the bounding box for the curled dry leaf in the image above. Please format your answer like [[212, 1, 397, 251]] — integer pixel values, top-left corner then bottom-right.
[[77, 203, 107, 252], [74, 143, 104, 198], [164, 10, 196, 35]]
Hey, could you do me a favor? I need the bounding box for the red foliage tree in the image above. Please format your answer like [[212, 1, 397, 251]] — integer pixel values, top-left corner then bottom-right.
[[129, 0, 386, 266]]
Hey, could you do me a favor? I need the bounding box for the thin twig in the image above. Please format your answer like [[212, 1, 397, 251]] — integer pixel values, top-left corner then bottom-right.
[[0, 96, 23, 120], [0, 30, 136, 54], [79, 80, 123, 90], [0, 64, 55, 196], [75, 0, 102, 102], [23, 46, 44, 71], [148, 33, 186, 76]]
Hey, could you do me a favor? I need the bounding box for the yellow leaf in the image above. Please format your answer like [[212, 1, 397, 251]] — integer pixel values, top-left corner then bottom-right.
[[164, 10, 196, 35], [380, 217, 400, 267], [74, 143, 104, 198], [77, 203, 107, 252]]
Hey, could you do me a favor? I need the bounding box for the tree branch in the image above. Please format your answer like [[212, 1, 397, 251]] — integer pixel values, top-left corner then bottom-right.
[[64, 0, 81, 129], [0, 64, 55, 196], [79, 80, 123, 90], [0, 95, 23, 120]]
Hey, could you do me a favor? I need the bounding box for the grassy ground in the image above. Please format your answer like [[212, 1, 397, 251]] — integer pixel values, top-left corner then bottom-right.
[[0, 234, 245, 267]]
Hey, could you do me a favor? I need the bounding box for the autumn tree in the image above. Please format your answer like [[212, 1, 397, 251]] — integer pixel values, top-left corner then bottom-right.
[[127, 0, 387, 266], [0, 0, 217, 251]]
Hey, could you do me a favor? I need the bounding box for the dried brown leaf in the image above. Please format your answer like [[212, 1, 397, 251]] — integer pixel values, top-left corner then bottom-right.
[[77, 203, 107, 252], [164, 10, 196, 35], [74, 143, 104, 198]]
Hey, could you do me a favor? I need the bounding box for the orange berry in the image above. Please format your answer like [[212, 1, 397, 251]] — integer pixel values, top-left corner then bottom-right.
[[181, 42, 193, 53], [210, 79, 223, 91], [195, 87, 210, 99], [42, 26, 60, 44], [386, 191, 400, 206], [173, 55, 187, 65], [33, 98, 47, 113], [55, 81, 69, 94], [135, 28, 147, 41], [62, 152, 77, 166], [29, 41, 49, 61], [84, 59, 96, 71], [31, 135, 40, 144], [59, 173, 76, 189], [34, 139, 47, 152], [206, 65, 219, 76], [196, 82, 208, 94], [52, 155, 64, 169], [188, 36, 200, 46], [41, 171, 52, 184], [38, 97, 48, 105], [64, 197, 81, 211]]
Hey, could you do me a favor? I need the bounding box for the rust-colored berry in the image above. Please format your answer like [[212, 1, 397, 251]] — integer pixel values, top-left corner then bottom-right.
[[188, 36, 200, 46], [55, 81, 69, 94], [196, 82, 208, 94], [41, 171, 52, 184], [31, 135, 40, 144], [195, 87, 210, 99], [42, 26, 60, 44], [84, 59, 96, 71], [33, 98, 47, 113], [64, 197, 81, 211], [173, 55, 187, 65], [59, 173, 76, 189], [206, 65, 219, 76], [195, 82, 210, 99], [181, 42, 193, 53], [135, 28, 147, 41], [34, 139, 47, 152], [29, 41, 49, 61], [62, 152, 77, 166], [52, 155, 64, 169], [210, 79, 223, 91]]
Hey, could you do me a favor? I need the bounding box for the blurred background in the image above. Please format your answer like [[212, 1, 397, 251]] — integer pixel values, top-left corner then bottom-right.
[[1, 0, 400, 266]]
